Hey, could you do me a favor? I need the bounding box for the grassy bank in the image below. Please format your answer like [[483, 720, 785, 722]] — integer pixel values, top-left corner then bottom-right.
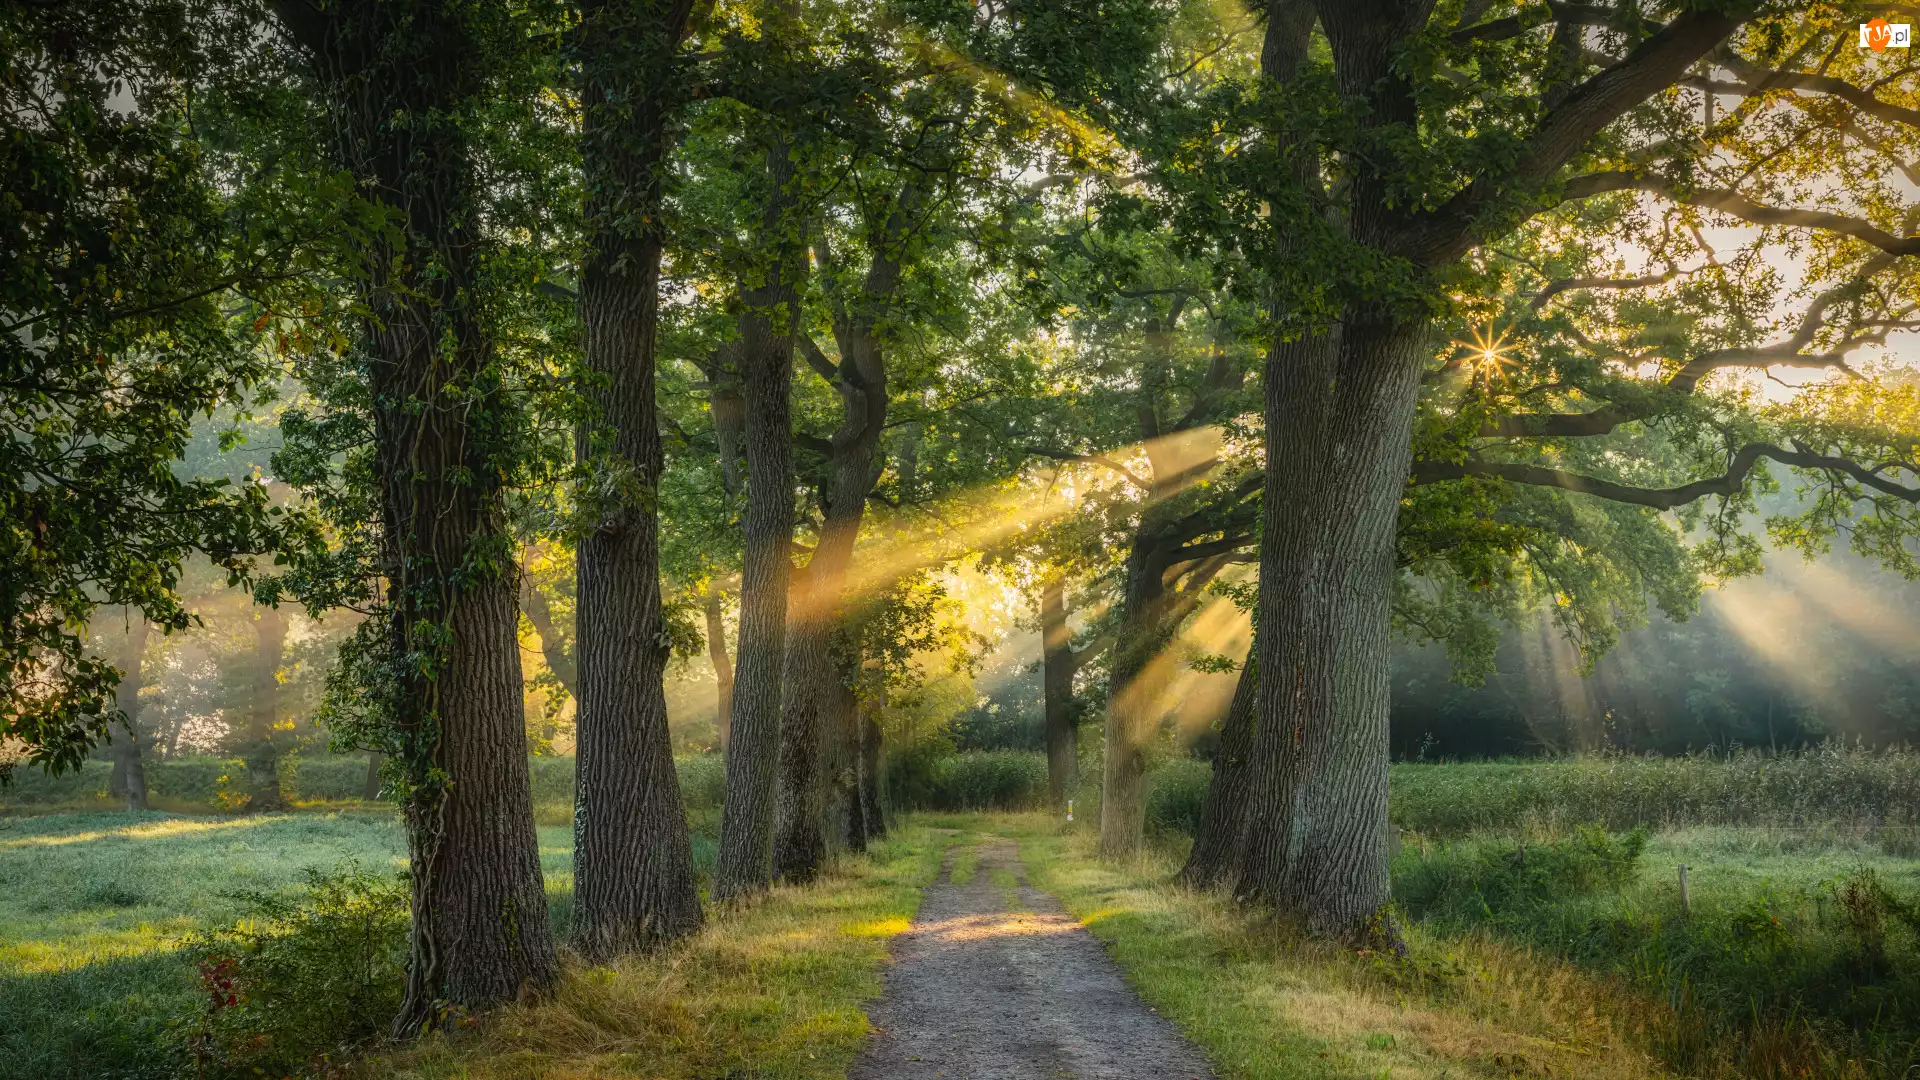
[[374, 823, 953, 1080], [0, 806, 717, 1080], [988, 812, 1677, 1080], [980, 812, 1920, 1080], [27, 746, 1912, 837], [0, 806, 944, 1080], [1395, 824, 1920, 1077]]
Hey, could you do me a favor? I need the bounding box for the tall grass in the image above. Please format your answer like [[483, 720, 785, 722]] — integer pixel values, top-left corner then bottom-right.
[[866, 745, 1920, 838], [1391, 825, 1920, 1078], [1391, 745, 1920, 837]]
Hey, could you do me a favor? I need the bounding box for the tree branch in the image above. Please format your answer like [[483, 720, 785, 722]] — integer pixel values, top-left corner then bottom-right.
[[1165, 534, 1255, 566], [1696, 52, 1920, 131], [1531, 270, 1679, 309], [1415, 442, 1920, 508], [1411, 7, 1742, 264], [1023, 445, 1151, 489], [1582, 175, 1920, 255], [796, 335, 839, 382], [1484, 254, 1899, 437], [1449, 1, 1622, 45]]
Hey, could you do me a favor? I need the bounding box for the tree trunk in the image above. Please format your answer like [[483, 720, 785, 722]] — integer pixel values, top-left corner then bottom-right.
[[272, 0, 559, 1030], [858, 706, 886, 841], [1099, 540, 1165, 856], [520, 579, 577, 699], [710, 340, 746, 496], [1233, 316, 1426, 935], [705, 589, 734, 751], [714, 124, 803, 903], [363, 752, 384, 800], [769, 184, 912, 880], [772, 573, 831, 881], [1181, 655, 1255, 888], [244, 605, 290, 813], [825, 652, 863, 852], [399, 581, 557, 1021], [112, 614, 149, 812], [1041, 577, 1077, 808], [568, 0, 705, 961], [108, 741, 127, 801]]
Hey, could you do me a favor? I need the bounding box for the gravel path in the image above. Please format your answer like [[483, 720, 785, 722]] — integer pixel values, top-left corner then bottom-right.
[[850, 839, 1217, 1080]]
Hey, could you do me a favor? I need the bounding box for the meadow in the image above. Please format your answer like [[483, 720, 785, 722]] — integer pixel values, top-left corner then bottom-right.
[[5, 748, 1920, 1078]]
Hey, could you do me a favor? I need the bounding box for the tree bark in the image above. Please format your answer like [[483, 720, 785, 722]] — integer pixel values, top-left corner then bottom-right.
[[710, 340, 746, 496], [1098, 540, 1166, 856], [1181, 654, 1255, 888], [1235, 316, 1426, 935], [771, 571, 831, 881], [363, 752, 384, 800], [858, 706, 886, 840], [824, 650, 863, 852], [1041, 577, 1078, 809], [112, 614, 149, 812], [520, 578, 577, 699], [243, 605, 290, 812], [715, 123, 804, 902], [273, 0, 559, 1030], [704, 589, 734, 751], [568, 0, 705, 961], [770, 181, 915, 880]]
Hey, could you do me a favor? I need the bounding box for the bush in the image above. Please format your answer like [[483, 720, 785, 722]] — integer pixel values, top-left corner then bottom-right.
[[1145, 757, 1211, 834], [1395, 825, 1648, 921], [183, 867, 408, 1079], [925, 750, 1049, 810], [677, 753, 725, 810]]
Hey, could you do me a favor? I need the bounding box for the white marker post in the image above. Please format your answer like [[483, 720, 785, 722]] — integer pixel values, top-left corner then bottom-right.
[[1066, 799, 1074, 823]]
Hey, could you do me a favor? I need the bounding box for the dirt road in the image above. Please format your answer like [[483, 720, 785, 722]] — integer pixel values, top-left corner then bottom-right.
[[849, 839, 1216, 1080]]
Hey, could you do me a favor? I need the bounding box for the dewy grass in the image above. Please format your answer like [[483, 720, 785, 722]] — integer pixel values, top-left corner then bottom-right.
[[373, 823, 954, 1080], [0, 810, 565, 1080]]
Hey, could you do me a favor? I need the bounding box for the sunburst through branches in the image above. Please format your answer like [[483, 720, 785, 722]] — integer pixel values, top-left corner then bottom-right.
[[1457, 324, 1516, 387]]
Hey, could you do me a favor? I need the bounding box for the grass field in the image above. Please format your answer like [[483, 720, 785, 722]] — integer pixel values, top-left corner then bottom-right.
[[7, 752, 1920, 1079]]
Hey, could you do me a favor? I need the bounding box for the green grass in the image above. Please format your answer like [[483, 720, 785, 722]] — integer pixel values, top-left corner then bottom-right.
[[1389, 747, 1920, 836], [984, 810, 1920, 1080], [376, 823, 954, 1080], [988, 812, 1676, 1080], [0, 806, 921, 1080], [0, 811, 576, 1080], [1397, 825, 1920, 1076]]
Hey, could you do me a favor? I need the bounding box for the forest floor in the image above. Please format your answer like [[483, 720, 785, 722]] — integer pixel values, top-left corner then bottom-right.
[[849, 838, 1214, 1080]]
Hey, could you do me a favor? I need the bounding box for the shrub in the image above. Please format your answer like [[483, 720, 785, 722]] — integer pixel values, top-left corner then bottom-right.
[[677, 753, 725, 810], [925, 750, 1048, 810], [1395, 825, 1648, 921], [1145, 757, 1211, 834], [182, 867, 408, 1078]]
